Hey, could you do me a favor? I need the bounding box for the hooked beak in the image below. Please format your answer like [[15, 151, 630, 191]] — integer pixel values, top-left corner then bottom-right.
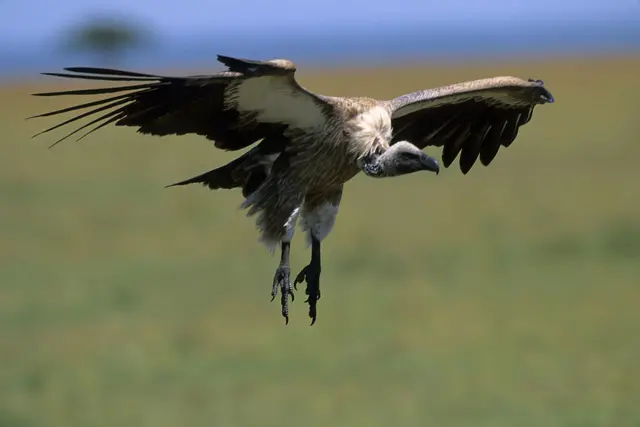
[[421, 154, 440, 175]]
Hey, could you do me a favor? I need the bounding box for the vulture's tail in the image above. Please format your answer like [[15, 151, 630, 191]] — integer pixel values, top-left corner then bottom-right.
[[165, 153, 269, 198], [165, 163, 237, 191]]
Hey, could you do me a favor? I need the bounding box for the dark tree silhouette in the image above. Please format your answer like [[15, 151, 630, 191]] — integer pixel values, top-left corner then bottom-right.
[[64, 17, 151, 66]]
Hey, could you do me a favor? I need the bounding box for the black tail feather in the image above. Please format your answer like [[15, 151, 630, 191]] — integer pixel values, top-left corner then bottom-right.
[[165, 164, 237, 190]]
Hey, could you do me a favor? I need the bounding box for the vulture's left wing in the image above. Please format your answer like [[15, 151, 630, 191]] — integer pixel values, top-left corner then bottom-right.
[[29, 55, 333, 151], [387, 77, 554, 174]]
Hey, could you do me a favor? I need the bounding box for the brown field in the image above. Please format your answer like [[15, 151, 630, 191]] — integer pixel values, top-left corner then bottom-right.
[[1, 54, 639, 427]]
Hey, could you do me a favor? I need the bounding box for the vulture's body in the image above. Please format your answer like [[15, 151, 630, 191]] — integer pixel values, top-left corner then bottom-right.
[[30, 55, 555, 324]]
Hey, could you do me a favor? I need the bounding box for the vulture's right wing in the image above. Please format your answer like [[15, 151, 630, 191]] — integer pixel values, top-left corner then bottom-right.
[[387, 77, 554, 174]]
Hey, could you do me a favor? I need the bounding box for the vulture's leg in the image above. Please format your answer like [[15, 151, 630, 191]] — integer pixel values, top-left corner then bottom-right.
[[296, 187, 342, 325], [271, 241, 294, 324], [270, 207, 300, 324], [294, 236, 321, 324]]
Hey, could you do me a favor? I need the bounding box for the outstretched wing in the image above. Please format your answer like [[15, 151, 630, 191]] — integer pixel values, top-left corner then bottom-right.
[[387, 77, 554, 174], [29, 55, 333, 150]]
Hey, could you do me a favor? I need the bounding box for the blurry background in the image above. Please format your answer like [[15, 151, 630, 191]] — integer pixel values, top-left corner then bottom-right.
[[1, 1, 640, 426]]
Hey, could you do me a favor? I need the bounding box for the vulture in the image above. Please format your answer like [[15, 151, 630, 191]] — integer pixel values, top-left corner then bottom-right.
[[29, 54, 555, 325]]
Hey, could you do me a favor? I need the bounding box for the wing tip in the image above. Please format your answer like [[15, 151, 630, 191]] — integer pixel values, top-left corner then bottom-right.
[[527, 78, 555, 104]]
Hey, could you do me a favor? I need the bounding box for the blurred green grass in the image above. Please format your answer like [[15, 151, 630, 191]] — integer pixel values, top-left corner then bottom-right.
[[1, 55, 639, 427]]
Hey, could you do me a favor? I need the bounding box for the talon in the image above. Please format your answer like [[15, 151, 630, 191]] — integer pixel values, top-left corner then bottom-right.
[[281, 297, 289, 325], [308, 299, 317, 325], [295, 261, 321, 326], [272, 265, 294, 324], [294, 267, 307, 287], [308, 296, 318, 325], [271, 277, 279, 302], [273, 241, 294, 324]]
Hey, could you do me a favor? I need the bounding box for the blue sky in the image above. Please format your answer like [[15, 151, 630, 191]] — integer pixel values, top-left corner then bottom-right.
[[3, 0, 639, 46], [1, 0, 638, 79]]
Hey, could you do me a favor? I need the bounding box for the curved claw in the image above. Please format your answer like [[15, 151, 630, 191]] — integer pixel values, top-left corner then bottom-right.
[[294, 267, 308, 288], [307, 294, 318, 325], [271, 275, 279, 302], [272, 266, 295, 324], [280, 294, 291, 325], [308, 299, 318, 325], [295, 263, 321, 326]]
